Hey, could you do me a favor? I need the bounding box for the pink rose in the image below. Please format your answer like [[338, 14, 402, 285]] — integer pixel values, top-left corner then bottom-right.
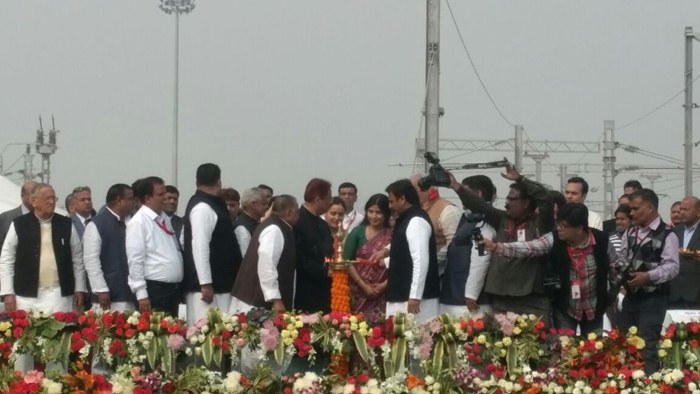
[[23, 370, 43, 385]]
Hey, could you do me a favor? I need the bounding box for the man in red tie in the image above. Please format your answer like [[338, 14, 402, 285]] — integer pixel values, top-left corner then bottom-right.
[[126, 177, 184, 316]]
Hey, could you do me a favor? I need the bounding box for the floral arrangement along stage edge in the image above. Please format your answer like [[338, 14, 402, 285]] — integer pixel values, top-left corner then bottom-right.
[[0, 309, 698, 393]]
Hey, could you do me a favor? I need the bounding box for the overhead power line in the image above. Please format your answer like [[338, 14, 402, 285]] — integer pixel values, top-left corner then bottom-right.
[[444, 0, 514, 128], [618, 74, 700, 131]]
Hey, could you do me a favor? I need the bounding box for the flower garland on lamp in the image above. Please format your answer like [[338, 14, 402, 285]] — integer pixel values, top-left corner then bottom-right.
[[326, 228, 354, 376]]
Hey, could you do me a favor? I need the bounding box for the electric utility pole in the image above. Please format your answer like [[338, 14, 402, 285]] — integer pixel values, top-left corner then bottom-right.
[[424, 0, 441, 173]]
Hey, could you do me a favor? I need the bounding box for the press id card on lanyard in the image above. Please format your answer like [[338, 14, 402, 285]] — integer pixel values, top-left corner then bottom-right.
[[571, 280, 581, 300], [517, 228, 526, 242], [567, 243, 591, 301]]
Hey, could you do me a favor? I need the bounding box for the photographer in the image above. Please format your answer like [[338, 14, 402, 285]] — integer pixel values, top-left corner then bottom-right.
[[481, 203, 623, 335], [439, 175, 496, 316], [446, 163, 554, 322]]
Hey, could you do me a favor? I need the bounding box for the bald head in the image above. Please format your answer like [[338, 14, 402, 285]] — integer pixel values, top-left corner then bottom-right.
[[20, 181, 37, 210], [680, 196, 700, 225]]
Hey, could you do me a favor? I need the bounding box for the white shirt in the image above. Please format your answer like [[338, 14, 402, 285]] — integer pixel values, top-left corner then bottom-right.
[[257, 223, 288, 301], [76, 212, 92, 227], [126, 206, 183, 300], [464, 220, 496, 300], [83, 207, 121, 293], [188, 202, 218, 286], [406, 216, 432, 300], [20, 204, 30, 215], [342, 209, 365, 234], [587, 210, 603, 231], [683, 220, 699, 248], [0, 216, 86, 295], [234, 226, 252, 257]]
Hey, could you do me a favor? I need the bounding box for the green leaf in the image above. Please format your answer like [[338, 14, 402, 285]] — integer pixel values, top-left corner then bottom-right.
[[59, 332, 71, 364], [352, 331, 369, 363], [201, 335, 213, 367], [431, 341, 444, 376], [146, 337, 159, 370], [274, 339, 286, 366], [391, 338, 406, 373], [383, 357, 395, 378], [506, 342, 520, 377], [160, 336, 172, 376], [214, 344, 223, 367]]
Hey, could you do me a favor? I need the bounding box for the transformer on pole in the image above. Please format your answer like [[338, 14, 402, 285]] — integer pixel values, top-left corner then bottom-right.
[[35, 116, 59, 185]]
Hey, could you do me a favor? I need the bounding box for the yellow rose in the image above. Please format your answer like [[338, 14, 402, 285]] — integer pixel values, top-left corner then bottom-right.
[[295, 321, 303, 328], [502, 337, 512, 347], [628, 326, 638, 335], [477, 335, 487, 344], [595, 341, 603, 350], [659, 349, 667, 358], [513, 327, 522, 335], [662, 339, 672, 349], [587, 333, 597, 341]]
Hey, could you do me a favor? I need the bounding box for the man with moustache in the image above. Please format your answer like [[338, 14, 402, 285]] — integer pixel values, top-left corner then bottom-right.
[[127, 177, 184, 316], [669, 196, 700, 310], [83, 184, 136, 312], [293, 178, 334, 314]]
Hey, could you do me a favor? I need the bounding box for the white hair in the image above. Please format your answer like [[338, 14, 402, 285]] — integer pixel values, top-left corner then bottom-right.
[[241, 187, 266, 208]]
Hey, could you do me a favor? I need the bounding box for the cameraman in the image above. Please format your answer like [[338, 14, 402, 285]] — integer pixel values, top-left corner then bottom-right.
[[446, 163, 554, 322], [481, 203, 623, 335], [439, 175, 496, 316]]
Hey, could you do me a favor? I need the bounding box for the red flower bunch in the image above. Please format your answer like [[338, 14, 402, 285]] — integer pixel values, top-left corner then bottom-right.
[[367, 326, 385, 348], [293, 327, 313, 357]]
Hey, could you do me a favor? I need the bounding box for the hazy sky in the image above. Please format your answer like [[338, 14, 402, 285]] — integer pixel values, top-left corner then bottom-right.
[[2, 1, 700, 218]]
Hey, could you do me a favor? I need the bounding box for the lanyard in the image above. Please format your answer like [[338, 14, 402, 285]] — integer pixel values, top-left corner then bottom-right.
[[566, 239, 592, 278], [155, 218, 174, 236], [505, 220, 527, 240]]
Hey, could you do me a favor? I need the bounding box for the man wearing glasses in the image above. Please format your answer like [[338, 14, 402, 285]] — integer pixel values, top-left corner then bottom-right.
[[447, 164, 554, 323]]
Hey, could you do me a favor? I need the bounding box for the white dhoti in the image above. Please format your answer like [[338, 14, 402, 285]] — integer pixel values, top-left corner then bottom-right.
[[229, 297, 254, 314], [439, 303, 493, 319], [91, 302, 135, 314], [16, 287, 74, 314], [185, 292, 232, 325], [386, 298, 440, 323]]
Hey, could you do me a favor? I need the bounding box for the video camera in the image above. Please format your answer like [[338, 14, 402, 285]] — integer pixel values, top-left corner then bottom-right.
[[466, 213, 486, 256], [417, 152, 452, 191]]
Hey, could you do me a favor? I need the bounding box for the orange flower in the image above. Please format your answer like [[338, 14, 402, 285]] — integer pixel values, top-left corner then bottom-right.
[[406, 374, 425, 390]]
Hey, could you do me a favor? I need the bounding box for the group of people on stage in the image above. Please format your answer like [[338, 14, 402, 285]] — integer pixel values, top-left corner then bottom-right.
[[0, 161, 698, 375]]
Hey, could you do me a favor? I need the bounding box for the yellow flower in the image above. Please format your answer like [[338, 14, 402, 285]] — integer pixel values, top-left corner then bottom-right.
[[587, 332, 597, 341], [662, 339, 673, 349], [0, 322, 10, 332], [477, 335, 487, 344], [295, 321, 303, 328], [595, 341, 603, 350], [502, 337, 513, 347], [349, 316, 358, 324], [628, 326, 638, 335], [512, 327, 522, 335], [659, 349, 667, 358], [627, 336, 646, 350], [287, 324, 295, 331]]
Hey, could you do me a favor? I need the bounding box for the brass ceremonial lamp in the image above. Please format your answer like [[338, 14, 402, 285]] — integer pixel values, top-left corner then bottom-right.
[[328, 228, 355, 312], [327, 227, 355, 376]]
